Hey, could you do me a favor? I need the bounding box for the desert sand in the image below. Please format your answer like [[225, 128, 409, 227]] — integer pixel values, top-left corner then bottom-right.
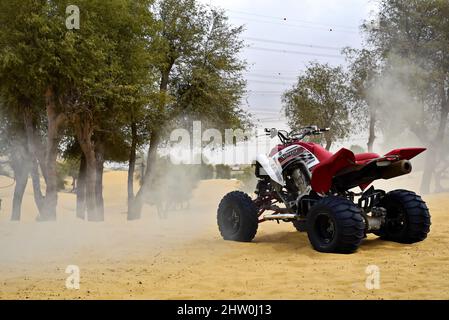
[[0, 171, 448, 300]]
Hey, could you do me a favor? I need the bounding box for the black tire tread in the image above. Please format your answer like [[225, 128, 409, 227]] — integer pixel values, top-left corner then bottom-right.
[[307, 196, 365, 254], [217, 191, 258, 242], [379, 189, 431, 243]]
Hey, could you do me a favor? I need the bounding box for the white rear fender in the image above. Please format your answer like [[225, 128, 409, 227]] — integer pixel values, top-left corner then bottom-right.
[[256, 154, 285, 186]]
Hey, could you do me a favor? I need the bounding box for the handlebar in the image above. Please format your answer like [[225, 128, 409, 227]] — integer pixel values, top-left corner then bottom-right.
[[264, 126, 330, 144], [315, 127, 330, 134]]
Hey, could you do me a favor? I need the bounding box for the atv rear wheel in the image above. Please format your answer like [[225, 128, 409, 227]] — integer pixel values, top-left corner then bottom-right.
[[306, 196, 365, 253], [376, 190, 431, 243], [217, 191, 258, 242]]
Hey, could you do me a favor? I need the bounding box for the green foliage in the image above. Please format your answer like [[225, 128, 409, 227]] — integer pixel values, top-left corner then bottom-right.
[[359, 0, 449, 192], [170, 8, 248, 129], [343, 48, 381, 130], [57, 158, 80, 180], [153, 1, 250, 138], [0, 0, 252, 218], [283, 62, 352, 149], [354, 0, 449, 149]]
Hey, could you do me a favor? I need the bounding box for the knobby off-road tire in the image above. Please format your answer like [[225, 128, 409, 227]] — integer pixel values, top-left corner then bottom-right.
[[217, 191, 258, 242], [306, 196, 365, 254], [292, 219, 307, 232], [376, 190, 431, 243]]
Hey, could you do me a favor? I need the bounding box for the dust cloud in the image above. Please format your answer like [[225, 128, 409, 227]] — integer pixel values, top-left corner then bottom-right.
[[362, 53, 449, 193], [0, 167, 228, 273], [367, 55, 430, 154]]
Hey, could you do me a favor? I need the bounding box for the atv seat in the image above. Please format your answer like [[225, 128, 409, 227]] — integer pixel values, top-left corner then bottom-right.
[[354, 152, 380, 164], [305, 143, 380, 164]]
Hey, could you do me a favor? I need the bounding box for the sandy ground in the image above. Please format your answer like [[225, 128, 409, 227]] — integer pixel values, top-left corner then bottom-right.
[[0, 171, 448, 300]]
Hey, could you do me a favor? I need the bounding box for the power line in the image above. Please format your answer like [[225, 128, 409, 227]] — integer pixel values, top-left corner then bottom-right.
[[250, 110, 283, 114], [247, 46, 344, 59], [245, 37, 343, 51], [252, 111, 284, 115], [246, 90, 285, 95], [248, 90, 284, 93], [230, 16, 358, 34], [247, 79, 293, 86], [227, 9, 359, 31], [247, 91, 284, 95], [246, 69, 304, 74], [257, 119, 285, 122], [244, 72, 297, 81]]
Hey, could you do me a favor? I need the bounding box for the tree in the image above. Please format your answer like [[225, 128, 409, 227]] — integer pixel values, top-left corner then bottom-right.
[[0, 0, 71, 221], [362, 0, 449, 194], [0, 0, 250, 222], [0, 99, 32, 221], [55, 0, 156, 221], [127, 1, 249, 220], [283, 62, 352, 150], [344, 48, 382, 152], [0, 0, 158, 221]]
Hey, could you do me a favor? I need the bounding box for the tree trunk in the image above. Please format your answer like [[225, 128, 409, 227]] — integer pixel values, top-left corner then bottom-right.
[[367, 106, 376, 153], [11, 159, 30, 221], [420, 151, 436, 194], [434, 162, 449, 193], [95, 139, 105, 220], [9, 119, 31, 221], [84, 147, 99, 221], [76, 153, 87, 219], [30, 159, 45, 214], [23, 105, 47, 219], [128, 131, 160, 220], [74, 113, 100, 221], [127, 66, 173, 220], [325, 139, 332, 151], [420, 85, 449, 194], [127, 122, 137, 207], [42, 146, 58, 221], [23, 108, 48, 183], [41, 87, 65, 221]]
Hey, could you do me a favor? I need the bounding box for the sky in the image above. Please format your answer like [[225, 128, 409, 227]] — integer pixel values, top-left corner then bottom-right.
[[198, 0, 380, 151]]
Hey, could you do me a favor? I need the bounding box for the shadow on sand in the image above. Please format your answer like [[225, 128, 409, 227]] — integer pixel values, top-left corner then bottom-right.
[[253, 230, 405, 254]]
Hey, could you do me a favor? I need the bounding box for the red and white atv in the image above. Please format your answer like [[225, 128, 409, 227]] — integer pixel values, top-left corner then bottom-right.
[[217, 126, 431, 253]]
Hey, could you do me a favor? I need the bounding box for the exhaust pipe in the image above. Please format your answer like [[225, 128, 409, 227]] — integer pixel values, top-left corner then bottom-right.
[[380, 160, 412, 180], [334, 159, 414, 192]]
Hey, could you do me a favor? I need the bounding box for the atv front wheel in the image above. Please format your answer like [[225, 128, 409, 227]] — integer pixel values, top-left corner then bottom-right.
[[377, 190, 431, 243], [292, 219, 307, 232], [306, 196, 365, 253], [217, 191, 258, 242]]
